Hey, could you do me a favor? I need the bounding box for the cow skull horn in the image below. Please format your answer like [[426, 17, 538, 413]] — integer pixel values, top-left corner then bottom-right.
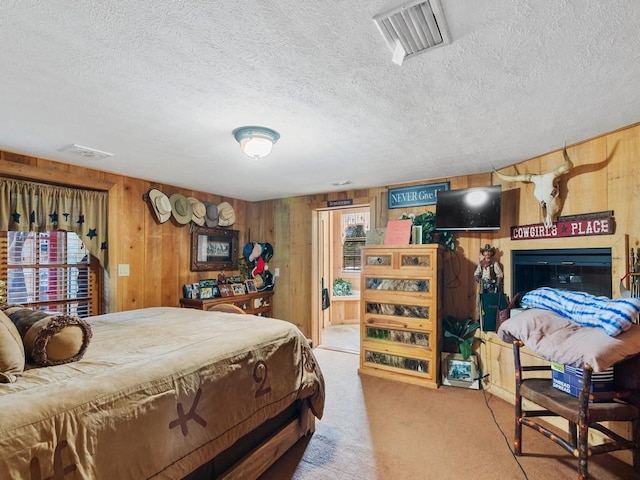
[[494, 170, 532, 183], [493, 144, 573, 228], [553, 144, 572, 177]]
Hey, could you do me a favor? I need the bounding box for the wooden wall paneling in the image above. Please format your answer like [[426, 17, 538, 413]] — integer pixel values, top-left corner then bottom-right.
[[119, 177, 147, 311], [289, 198, 313, 334], [0, 154, 115, 191], [245, 200, 275, 244], [107, 181, 123, 312], [273, 198, 292, 325], [607, 125, 640, 250], [561, 138, 608, 216]]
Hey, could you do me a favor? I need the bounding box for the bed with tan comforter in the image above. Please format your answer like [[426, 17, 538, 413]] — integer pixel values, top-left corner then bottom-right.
[[0, 307, 325, 479]]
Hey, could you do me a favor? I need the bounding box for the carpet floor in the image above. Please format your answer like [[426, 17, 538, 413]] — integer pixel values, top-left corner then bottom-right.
[[259, 348, 635, 480]]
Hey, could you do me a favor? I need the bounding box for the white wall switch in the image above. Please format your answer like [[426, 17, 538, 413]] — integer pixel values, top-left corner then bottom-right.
[[274, 267, 280, 277], [118, 264, 130, 276]]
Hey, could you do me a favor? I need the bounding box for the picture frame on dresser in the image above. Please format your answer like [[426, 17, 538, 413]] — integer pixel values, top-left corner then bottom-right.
[[232, 283, 246, 295], [245, 279, 257, 293], [219, 284, 234, 297], [441, 352, 480, 389], [191, 226, 239, 271]]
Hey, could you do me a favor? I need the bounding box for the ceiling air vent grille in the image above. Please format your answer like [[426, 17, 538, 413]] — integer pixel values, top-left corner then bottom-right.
[[58, 144, 114, 160], [373, 0, 450, 64]]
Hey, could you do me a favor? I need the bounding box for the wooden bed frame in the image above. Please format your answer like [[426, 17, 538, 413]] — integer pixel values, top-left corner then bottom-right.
[[185, 400, 315, 480], [182, 301, 316, 479]]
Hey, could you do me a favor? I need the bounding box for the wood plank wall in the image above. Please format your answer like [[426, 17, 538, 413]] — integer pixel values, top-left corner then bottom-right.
[[1, 151, 249, 314], [2, 122, 639, 338]]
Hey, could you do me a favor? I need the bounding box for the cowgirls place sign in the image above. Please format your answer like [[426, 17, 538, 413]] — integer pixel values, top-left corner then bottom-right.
[[510, 213, 615, 240]]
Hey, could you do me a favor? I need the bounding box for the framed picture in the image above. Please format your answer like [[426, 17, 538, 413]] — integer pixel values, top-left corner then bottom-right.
[[219, 284, 234, 297], [182, 284, 193, 299], [191, 282, 200, 300], [191, 227, 239, 272], [441, 352, 480, 389], [199, 279, 217, 300], [245, 279, 257, 293], [232, 283, 246, 295]]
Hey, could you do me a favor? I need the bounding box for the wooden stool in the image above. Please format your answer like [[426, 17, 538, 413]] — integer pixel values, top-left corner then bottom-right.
[[513, 340, 640, 479]]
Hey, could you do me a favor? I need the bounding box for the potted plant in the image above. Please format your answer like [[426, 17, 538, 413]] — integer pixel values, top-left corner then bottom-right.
[[442, 316, 483, 360], [332, 278, 353, 296], [399, 212, 455, 250]]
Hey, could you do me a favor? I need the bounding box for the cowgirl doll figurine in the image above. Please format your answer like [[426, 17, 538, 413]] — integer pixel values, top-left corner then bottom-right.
[[474, 244, 503, 293]]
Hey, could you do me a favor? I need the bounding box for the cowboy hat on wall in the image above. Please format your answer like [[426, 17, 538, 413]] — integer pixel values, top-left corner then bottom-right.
[[216, 201, 236, 227], [170, 193, 193, 226], [147, 188, 172, 224]]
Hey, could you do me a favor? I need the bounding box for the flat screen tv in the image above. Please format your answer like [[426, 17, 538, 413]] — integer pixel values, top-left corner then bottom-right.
[[435, 185, 502, 231]]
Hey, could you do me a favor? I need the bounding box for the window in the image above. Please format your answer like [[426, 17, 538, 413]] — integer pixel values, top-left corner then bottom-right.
[[342, 211, 370, 271], [2, 231, 100, 317]]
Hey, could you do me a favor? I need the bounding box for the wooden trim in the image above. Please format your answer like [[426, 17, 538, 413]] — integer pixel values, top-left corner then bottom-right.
[[0, 159, 115, 191], [219, 402, 315, 480]]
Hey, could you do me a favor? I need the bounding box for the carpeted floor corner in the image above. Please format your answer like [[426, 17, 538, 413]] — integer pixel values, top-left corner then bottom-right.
[[259, 348, 635, 480]]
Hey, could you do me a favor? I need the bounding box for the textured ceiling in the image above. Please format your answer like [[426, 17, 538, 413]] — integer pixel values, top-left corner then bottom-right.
[[1, 1, 639, 202]]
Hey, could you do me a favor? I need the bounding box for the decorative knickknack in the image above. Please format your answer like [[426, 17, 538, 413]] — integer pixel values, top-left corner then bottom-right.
[[399, 212, 455, 250], [332, 278, 353, 296], [441, 316, 483, 389]]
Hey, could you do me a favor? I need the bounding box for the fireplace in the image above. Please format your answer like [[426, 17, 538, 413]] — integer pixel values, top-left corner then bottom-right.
[[512, 247, 612, 301]]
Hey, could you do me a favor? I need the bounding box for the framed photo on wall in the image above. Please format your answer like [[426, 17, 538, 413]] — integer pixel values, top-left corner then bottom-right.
[[191, 227, 239, 271]]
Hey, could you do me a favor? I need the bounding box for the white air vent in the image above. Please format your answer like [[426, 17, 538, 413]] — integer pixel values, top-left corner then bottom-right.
[[58, 144, 114, 160], [373, 0, 450, 65]]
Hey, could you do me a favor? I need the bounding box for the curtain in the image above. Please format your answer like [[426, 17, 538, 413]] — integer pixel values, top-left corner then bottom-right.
[[0, 178, 108, 270]]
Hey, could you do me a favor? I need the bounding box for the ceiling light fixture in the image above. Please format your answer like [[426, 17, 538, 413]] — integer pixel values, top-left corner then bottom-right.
[[233, 126, 280, 159]]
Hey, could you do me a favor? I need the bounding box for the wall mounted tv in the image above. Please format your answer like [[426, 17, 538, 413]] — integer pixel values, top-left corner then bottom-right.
[[435, 185, 502, 231]]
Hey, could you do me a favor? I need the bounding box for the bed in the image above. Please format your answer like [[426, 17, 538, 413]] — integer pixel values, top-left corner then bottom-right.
[[0, 307, 325, 479]]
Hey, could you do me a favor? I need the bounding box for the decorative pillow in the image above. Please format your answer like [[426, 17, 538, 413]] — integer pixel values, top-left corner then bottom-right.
[[6, 307, 92, 366], [498, 308, 640, 372], [0, 310, 25, 383], [521, 287, 640, 336]]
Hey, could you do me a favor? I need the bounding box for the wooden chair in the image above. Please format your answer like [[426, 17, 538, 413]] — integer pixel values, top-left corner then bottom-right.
[[513, 340, 640, 479], [207, 303, 246, 314]]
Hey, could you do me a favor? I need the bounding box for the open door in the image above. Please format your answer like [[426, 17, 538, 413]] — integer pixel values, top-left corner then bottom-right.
[[311, 203, 371, 350]]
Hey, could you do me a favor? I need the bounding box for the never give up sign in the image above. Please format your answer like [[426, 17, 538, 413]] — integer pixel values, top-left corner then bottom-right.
[[388, 182, 450, 209]]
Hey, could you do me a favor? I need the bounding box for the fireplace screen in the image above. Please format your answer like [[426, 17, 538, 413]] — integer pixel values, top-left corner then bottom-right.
[[512, 248, 612, 300]]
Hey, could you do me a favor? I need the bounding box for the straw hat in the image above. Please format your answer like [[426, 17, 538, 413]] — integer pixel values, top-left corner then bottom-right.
[[217, 201, 236, 227], [204, 202, 219, 227], [170, 193, 193, 225], [148, 189, 172, 224], [187, 197, 206, 226]]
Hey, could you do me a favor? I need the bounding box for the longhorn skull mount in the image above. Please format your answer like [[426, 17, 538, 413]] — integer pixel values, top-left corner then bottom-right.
[[494, 146, 572, 228]]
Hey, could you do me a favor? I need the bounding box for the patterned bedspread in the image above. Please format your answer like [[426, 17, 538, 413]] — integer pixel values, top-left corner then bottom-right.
[[0, 307, 325, 479]]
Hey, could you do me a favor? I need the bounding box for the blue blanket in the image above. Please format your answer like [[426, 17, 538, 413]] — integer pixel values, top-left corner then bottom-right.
[[521, 287, 640, 337]]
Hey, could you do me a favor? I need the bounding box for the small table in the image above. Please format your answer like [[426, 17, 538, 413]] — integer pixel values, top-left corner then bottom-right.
[[180, 291, 274, 317]]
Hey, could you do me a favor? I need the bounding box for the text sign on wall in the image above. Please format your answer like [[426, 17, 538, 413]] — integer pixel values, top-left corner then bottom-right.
[[327, 199, 353, 207], [388, 182, 450, 209], [511, 217, 615, 240]]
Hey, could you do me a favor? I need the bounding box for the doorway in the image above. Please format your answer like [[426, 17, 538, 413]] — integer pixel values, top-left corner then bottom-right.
[[312, 205, 370, 354]]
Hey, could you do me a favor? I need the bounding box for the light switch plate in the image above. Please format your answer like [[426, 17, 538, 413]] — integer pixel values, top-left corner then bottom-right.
[[118, 264, 130, 276]]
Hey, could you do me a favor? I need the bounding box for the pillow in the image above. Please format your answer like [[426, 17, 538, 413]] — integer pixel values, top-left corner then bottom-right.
[[6, 307, 92, 366], [521, 287, 640, 336], [0, 310, 25, 383], [498, 308, 640, 372]]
